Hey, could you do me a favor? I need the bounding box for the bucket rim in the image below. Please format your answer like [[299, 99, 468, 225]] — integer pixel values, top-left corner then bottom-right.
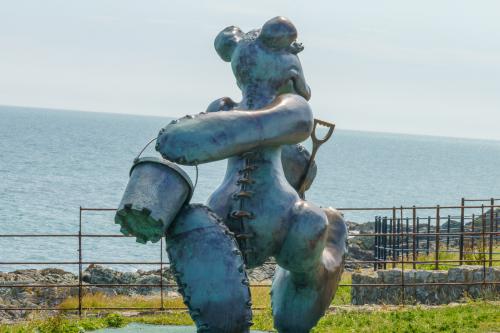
[[130, 156, 194, 202]]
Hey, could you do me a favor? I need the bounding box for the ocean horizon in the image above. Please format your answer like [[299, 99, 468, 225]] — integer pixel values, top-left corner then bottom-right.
[[1, 104, 499, 272]]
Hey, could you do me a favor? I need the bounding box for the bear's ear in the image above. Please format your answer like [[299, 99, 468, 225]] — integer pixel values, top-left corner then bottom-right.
[[258, 16, 297, 50], [214, 26, 243, 62]]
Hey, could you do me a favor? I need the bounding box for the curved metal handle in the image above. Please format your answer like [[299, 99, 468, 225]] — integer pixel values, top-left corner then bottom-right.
[[134, 136, 199, 192], [134, 137, 158, 163], [311, 119, 335, 145]]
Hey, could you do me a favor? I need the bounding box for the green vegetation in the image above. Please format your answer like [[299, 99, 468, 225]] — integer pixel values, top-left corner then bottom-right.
[[312, 301, 500, 333], [57, 284, 281, 311], [1, 271, 497, 333], [1, 301, 498, 333], [332, 274, 352, 305], [379, 245, 500, 270], [0, 313, 126, 333], [2, 269, 499, 332], [55, 274, 352, 311]]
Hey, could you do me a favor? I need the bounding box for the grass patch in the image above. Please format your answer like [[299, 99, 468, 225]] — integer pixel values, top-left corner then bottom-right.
[[312, 301, 500, 333], [3, 270, 499, 332], [0, 313, 126, 333], [332, 273, 352, 305], [57, 273, 353, 312], [1, 301, 498, 333], [58, 284, 278, 311]]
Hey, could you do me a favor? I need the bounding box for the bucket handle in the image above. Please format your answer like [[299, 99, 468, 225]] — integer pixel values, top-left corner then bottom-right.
[[134, 136, 199, 193], [134, 137, 158, 163]]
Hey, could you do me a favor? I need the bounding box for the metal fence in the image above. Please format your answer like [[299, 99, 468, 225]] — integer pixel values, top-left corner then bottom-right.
[[0, 199, 499, 316], [371, 199, 500, 271]]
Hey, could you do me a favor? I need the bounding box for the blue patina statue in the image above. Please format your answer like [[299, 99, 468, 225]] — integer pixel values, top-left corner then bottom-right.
[[116, 16, 347, 333]]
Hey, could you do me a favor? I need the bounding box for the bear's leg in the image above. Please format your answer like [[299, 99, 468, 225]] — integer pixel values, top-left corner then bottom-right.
[[272, 205, 347, 333], [166, 204, 253, 333]]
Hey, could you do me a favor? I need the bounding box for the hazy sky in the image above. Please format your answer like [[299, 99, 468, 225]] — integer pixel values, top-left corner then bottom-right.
[[1, 0, 499, 140]]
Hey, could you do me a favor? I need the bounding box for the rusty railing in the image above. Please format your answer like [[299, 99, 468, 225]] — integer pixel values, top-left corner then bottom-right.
[[0, 200, 499, 315]]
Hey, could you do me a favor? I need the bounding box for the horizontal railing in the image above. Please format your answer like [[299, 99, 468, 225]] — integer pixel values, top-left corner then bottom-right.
[[0, 199, 498, 316]]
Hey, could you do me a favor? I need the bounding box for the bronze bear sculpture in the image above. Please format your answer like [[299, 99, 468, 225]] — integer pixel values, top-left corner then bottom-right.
[[118, 16, 347, 333]]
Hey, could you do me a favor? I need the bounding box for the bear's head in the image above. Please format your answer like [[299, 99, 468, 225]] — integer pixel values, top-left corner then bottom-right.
[[214, 16, 311, 108]]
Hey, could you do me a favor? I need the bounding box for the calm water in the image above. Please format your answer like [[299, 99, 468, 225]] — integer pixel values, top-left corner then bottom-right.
[[1, 105, 499, 271]]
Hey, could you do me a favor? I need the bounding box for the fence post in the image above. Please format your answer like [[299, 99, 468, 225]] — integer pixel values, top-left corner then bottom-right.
[[471, 213, 475, 258], [496, 203, 499, 235], [446, 215, 451, 250], [459, 198, 465, 265], [389, 217, 393, 268], [405, 217, 409, 259], [481, 205, 486, 286], [383, 217, 387, 269], [496, 210, 499, 244], [489, 198, 494, 267], [412, 206, 416, 269], [78, 207, 83, 317], [400, 206, 405, 306], [160, 238, 164, 311], [392, 207, 397, 268], [416, 217, 420, 256], [374, 217, 379, 270], [397, 217, 401, 258], [496, 210, 499, 245], [435, 205, 440, 270], [426, 216, 430, 255]]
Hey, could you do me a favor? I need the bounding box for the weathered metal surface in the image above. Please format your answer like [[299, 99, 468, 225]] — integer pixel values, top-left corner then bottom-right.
[[154, 16, 347, 332], [155, 94, 313, 165], [115, 157, 193, 244], [166, 204, 252, 333], [272, 208, 347, 333], [281, 144, 317, 192]]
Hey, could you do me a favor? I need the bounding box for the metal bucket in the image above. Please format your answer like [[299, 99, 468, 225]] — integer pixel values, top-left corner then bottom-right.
[[115, 157, 193, 244]]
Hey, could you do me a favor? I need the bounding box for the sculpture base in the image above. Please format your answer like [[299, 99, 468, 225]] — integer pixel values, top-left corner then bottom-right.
[[96, 323, 269, 332]]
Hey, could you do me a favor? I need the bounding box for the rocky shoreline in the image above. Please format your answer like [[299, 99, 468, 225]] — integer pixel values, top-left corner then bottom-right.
[[0, 263, 277, 323]]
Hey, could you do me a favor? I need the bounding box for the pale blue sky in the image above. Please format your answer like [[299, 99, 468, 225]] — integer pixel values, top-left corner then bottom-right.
[[1, 0, 499, 140]]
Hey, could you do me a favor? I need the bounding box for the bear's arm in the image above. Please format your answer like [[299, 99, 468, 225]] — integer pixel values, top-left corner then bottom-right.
[[156, 94, 313, 165]]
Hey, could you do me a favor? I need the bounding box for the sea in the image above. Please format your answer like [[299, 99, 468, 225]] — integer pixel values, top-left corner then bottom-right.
[[1, 105, 499, 272]]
